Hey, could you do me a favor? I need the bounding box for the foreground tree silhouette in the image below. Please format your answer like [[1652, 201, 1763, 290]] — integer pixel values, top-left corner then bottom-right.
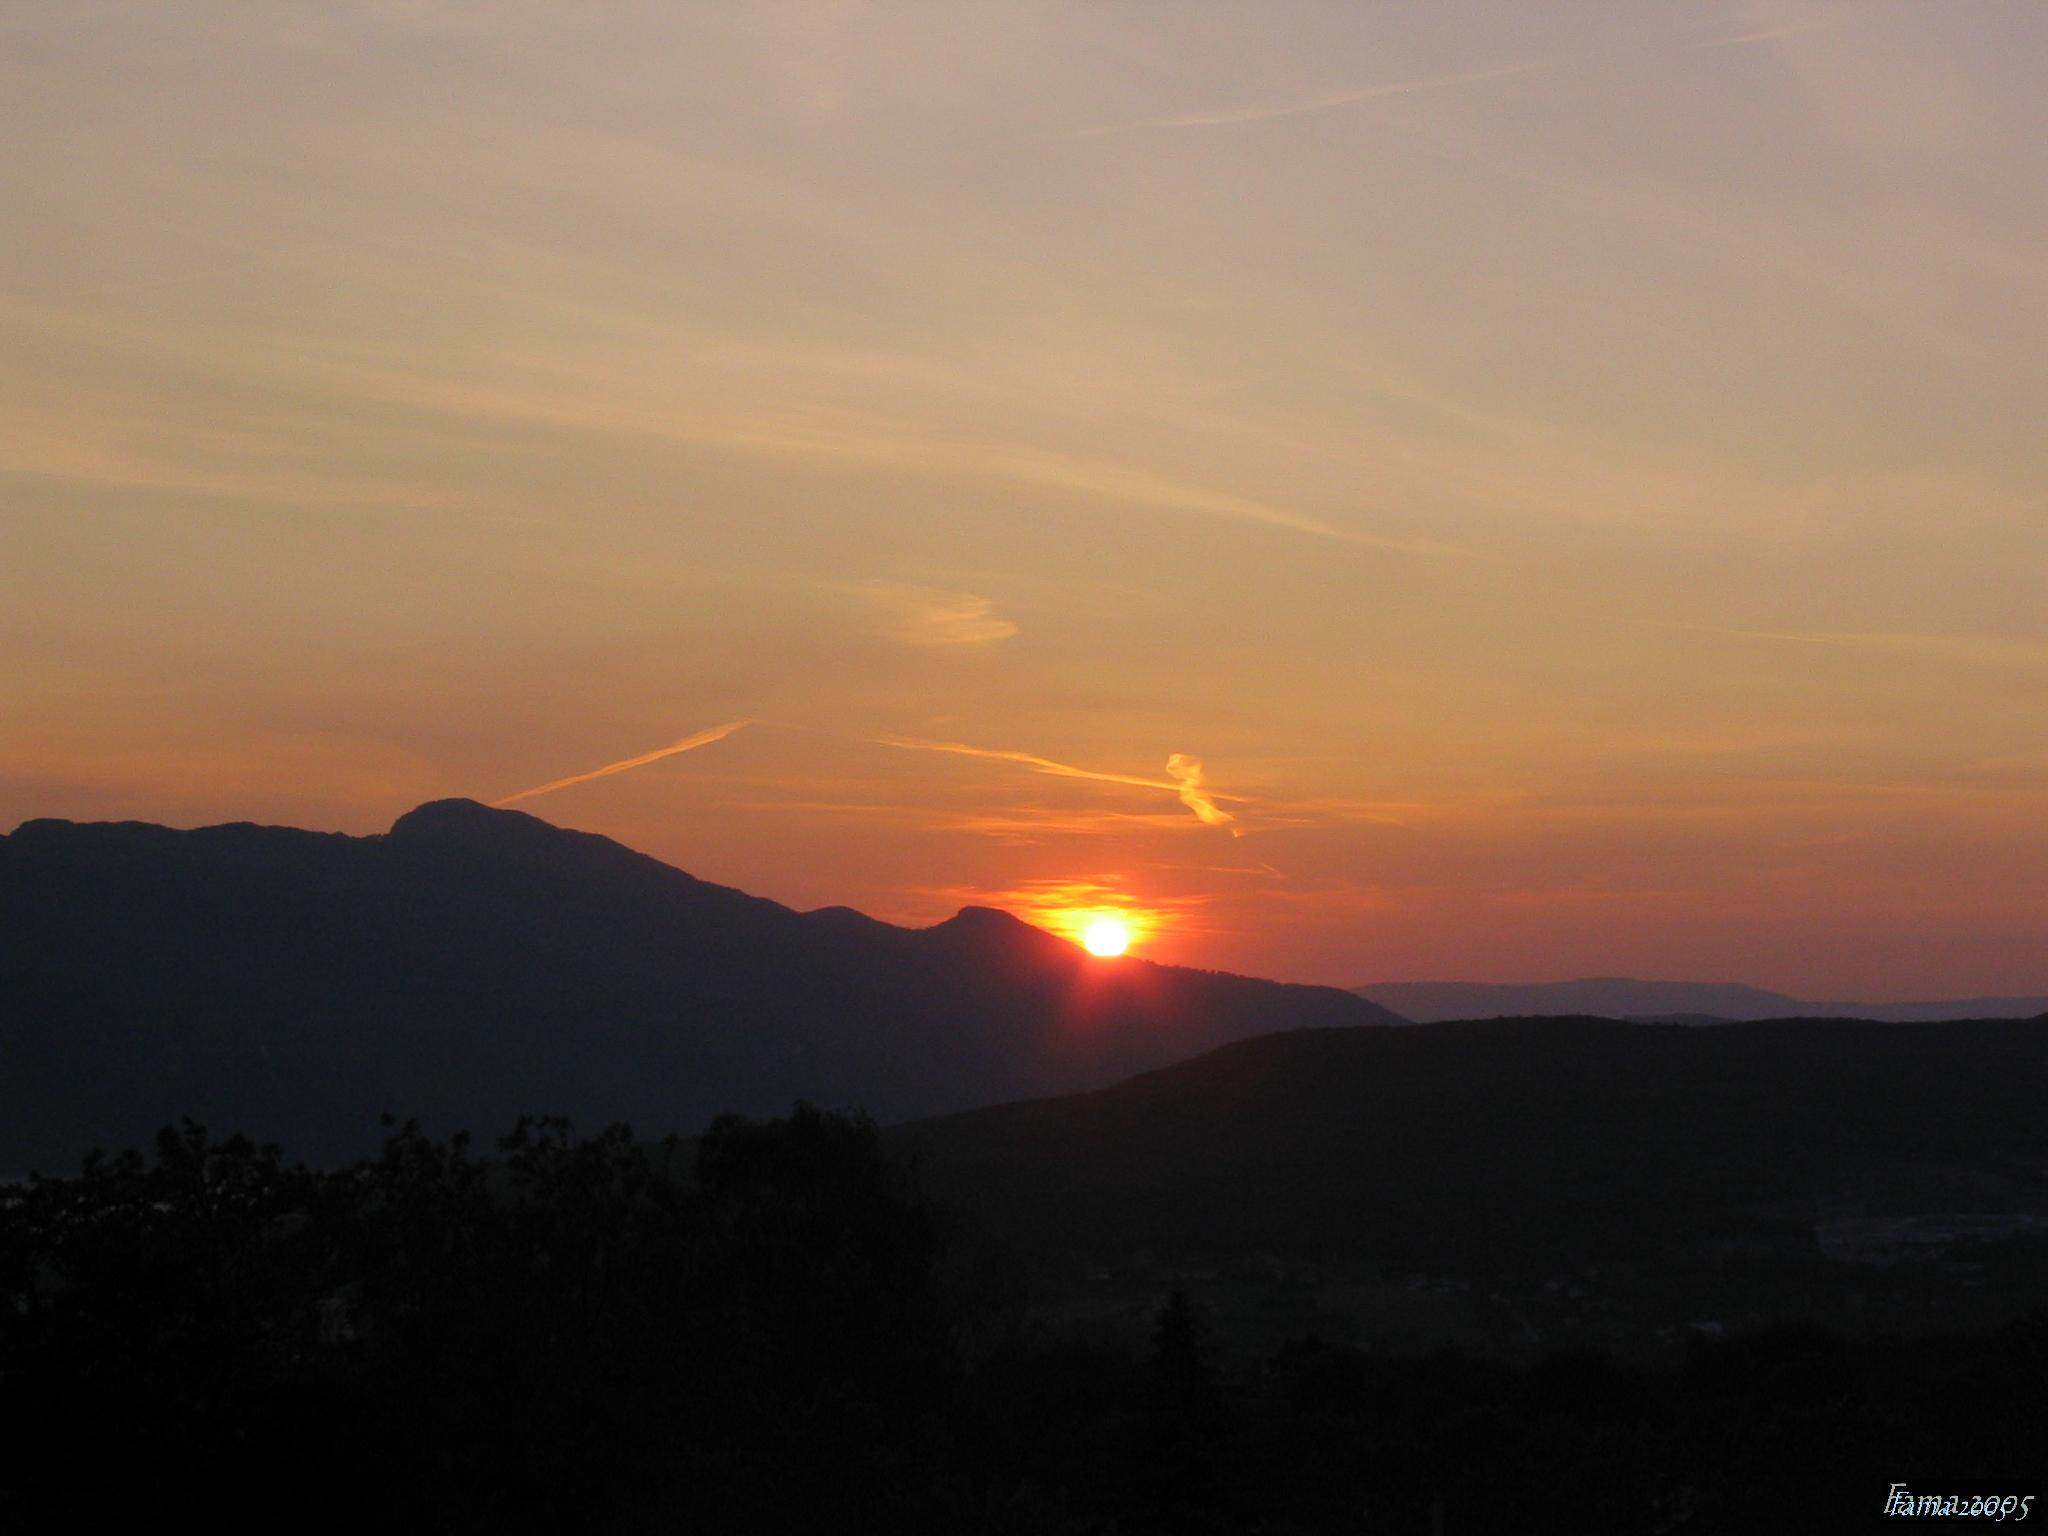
[[1127, 1288, 1243, 1535], [0, 1107, 993, 1533], [9, 1112, 2046, 1533]]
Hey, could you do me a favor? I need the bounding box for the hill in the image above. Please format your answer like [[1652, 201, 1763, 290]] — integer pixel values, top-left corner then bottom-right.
[[893, 1016, 2048, 1287], [1354, 976, 2048, 1023], [0, 799, 1398, 1172]]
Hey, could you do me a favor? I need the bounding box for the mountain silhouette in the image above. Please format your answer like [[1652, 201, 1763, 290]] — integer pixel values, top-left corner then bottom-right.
[[1354, 976, 2048, 1024], [0, 799, 1399, 1171], [894, 1015, 2048, 1276]]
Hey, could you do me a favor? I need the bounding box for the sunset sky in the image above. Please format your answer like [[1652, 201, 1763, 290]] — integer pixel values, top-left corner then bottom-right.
[[5, 2, 2045, 996]]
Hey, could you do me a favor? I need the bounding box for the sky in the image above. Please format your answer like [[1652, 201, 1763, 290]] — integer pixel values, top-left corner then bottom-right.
[[4, 2, 2045, 997]]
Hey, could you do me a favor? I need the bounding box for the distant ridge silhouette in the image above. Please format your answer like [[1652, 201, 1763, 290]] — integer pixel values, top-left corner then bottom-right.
[[0, 799, 1399, 1171], [895, 1015, 2048, 1274], [1354, 976, 2048, 1024]]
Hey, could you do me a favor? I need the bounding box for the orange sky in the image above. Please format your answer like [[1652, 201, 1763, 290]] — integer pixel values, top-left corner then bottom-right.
[[4, 3, 2045, 996]]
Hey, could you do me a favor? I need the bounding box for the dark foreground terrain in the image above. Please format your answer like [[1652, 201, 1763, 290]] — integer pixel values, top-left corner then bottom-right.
[[5, 1100, 2042, 1533], [895, 1015, 2048, 1348]]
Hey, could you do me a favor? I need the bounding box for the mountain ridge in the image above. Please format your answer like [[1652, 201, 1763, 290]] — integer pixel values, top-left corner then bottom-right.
[[893, 1013, 2048, 1282], [1354, 975, 2048, 1024], [0, 798, 1399, 1172]]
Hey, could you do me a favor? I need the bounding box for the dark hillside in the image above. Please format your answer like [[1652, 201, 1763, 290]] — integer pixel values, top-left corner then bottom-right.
[[0, 800, 1396, 1171], [895, 1016, 2048, 1280], [1357, 977, 2048, 1023]]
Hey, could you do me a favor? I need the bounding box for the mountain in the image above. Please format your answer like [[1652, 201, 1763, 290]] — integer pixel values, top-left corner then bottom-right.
[[0, 799, 1399, 1172], [1353, 976, 2048, 1024], [893, 1015, 2048, 1280]]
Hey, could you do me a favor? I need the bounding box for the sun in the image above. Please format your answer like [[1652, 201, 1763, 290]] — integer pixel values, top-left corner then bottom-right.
[[1081, 916, 1131, 958]]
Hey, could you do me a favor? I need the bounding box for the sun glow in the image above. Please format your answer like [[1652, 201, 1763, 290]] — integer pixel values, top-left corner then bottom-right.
[[1081, 916, 1131, 957]]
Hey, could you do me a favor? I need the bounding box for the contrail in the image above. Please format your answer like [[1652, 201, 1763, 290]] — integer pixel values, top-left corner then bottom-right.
[[1070, 58, 1551, 138], [1687, 18, 1840, 51], [874, 734, 1242, 828], [494, 719, 752, 806]]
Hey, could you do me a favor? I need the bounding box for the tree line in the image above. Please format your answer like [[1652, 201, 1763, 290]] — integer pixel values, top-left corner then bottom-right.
[[3, 1109, 2041, 1532]]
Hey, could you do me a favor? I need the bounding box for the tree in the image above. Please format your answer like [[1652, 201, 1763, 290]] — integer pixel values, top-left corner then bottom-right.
[[1129, 1288, 1241, 1534]]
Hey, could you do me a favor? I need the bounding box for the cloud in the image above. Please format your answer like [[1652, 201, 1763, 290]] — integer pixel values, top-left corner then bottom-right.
[[874, 734, 1244, 828], [946, 807, 1210, 841], [848, 584, 1019, 647], [750, 0, 874, 116], [494, 719, 751, 806], [337, 364, 1465, 556], [1164, 752, 1235, 830], [702, 416, 1433, 549], [1629, 620, 2048, 676], [1071, 58, 1551, 138], [1687, 18, 1841, 51]]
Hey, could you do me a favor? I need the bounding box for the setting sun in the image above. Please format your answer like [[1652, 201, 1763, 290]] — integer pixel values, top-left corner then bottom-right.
[[1081, 917, 1131, 958]]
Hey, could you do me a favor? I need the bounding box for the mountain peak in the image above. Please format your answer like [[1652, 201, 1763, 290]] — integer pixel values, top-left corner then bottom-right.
[[927, 904, 1080, 963], [3, 801, 1393, 1168], [385, 798, 575, 853], [389, 797, 528, 834], [941, 903, 1034, 930], [933, 904, 1066, 943], [382, 797, 722, 892]]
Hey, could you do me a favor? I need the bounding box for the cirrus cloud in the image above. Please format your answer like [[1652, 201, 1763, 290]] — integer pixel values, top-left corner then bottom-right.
[[848, 583, 1019, 647]]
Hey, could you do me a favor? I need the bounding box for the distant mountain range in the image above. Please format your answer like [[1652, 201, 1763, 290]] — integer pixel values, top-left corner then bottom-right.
[[896, 1015, 2048, 1279], [1353, 977, 2048, 1024], [0, 799, 1397, 1172]]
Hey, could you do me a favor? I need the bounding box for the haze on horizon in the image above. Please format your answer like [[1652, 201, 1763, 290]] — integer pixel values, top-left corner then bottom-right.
[[4, 2, 2044, 998]]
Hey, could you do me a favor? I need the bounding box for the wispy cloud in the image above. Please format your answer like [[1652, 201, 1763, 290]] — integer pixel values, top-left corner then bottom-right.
[[750, 0, 873, 117], [874, 734, 1245, 828], [1071, 58, 1552, 138], [1164, 752, 1235, 830], [335, 363, 1464, 555], [1687, 18, 1841, 52], [699, 416, 1461, 553], [946, 807, 1213, 841], [1072, 18, 1842, 142], [1428, 135, 1983, 363], [1243, 794, 1438, 830], [843, 583, 1019, 647], [494, 719, 752, 806], [1632, 620, 2048, 674], [0, 393, 452, 512]]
